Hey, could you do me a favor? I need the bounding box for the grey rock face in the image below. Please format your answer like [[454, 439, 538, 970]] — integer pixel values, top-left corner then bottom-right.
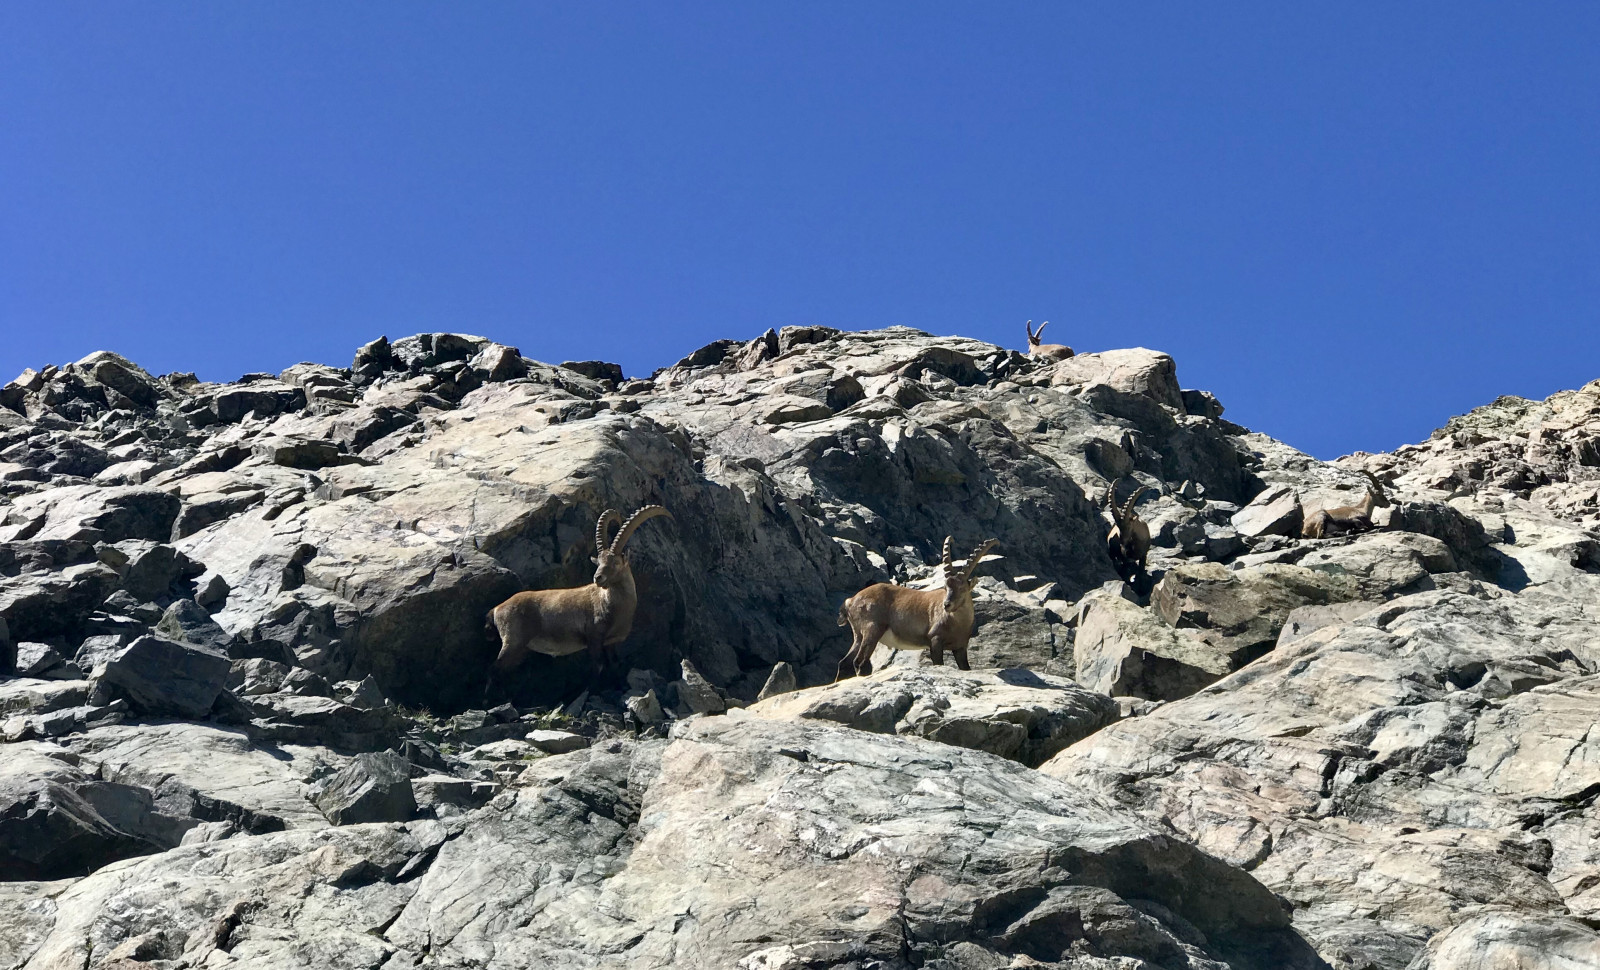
[[748, 665, 1119, 767], [1075, 582, 1235, 701], [311, 750, 416, 825], [62, 721, 330, 831], [677, 658, 727, 714], [1152, 561, 1357, 663], [756, 660, 798, 700], [0, 743, 177, 880], [14, 642, 66, 678], [386, 719, 1310, 969], [93, 635, 230, 718], [7, 329, 1600, 968], [212, 381, 306, 422], [1045, 575, 1600, 968], [1410, 913, 1600, 969], [8, 719, 1277, 969], [1232, 483, 1304, 538]]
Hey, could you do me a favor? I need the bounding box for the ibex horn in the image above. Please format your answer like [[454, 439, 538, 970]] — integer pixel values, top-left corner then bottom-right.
[[963, 539, 1000, 583], [1119, 486, 1151, 523], [594, 509, 622, 554], [610, 505, 672, 553]]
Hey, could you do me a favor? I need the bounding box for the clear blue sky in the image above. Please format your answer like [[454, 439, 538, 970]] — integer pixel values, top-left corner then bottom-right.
[[3, 5, 1597, 459]]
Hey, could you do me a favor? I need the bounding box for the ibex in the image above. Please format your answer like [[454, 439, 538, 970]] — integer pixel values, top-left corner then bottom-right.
[[485, 505, 672, 692], [1105, 484, 1153, 576], [835, 537, 1000, 680], [1025, 320, 1075, 360], [1302, 471, 1390, 539]]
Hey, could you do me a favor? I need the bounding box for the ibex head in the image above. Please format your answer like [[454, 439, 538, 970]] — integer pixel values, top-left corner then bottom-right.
[[1362, 470, 1392, 508], [939, 536, 1000, 610], [1026, 320, 1048, 349], [592, 505, 673, 586]]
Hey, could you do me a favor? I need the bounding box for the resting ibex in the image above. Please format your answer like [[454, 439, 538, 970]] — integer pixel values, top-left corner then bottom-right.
[[1302, 471, 1390, 539], [835, 537, 1000, 680], [485, 505, 672, 691], [1025, 320, 1075, 360], [1105, 484, 1153, 576]]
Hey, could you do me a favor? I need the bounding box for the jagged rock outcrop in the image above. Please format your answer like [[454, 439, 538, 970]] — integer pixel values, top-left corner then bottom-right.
[[5, 329, 1600, 968], [746, 664, 1118, 767]]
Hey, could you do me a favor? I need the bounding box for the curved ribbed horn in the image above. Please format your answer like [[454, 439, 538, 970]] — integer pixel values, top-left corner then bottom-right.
[[610, 505, 672, 553], [1025, 320, 1038, 344], [594, 509, 622, 553], [941, 536, 954, 567], [962, 539, 1000, 583], [1119, 486, 1151, 524]]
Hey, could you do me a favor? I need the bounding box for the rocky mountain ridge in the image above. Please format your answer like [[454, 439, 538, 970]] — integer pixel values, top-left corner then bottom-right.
[[2, 327, 1599, 969]]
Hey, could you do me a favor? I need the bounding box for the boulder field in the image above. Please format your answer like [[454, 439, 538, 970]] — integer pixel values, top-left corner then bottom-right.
[[2, 327, 1600, 968]]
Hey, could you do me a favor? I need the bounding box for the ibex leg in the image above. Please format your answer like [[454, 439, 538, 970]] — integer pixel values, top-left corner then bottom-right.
[[835, 629, 863, 682], [838, 625, 884, 680]]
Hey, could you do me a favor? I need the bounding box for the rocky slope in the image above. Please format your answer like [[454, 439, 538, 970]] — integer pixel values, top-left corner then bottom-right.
[[2, 327, 1599, 969]]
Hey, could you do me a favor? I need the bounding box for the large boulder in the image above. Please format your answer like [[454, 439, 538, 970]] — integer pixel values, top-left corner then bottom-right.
[[1048, 347, 1186, 410], [0, 679, 93, 719], [0, 486, 181, 544], [1231, 484, 1303, 538], [73, 351, 166, 409], [0, 744, 176, 880], [240, 692, 393, 750], [106, 540, 199, 601], [1294, 531, 1458, 599], [94, 634, 231, 717], [211, 381, 306, 422], [0, 561, 121, 642], [153, 597, 237, 655], [1074, 582, 1241, 701], [746, 665, 1119, 767], [1151, 562, 1356, 660], [311, 750, 415, 825], [63, 721, 330, 832], [1410, 913, 1600, 970]]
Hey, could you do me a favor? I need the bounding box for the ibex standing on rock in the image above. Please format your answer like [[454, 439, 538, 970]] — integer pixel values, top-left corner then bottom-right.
[[1105, 484, 1153, 578], [1025, 320, 1075, 360], [1302, 471, 1390, 539], [485, 505, 673, 695], [835, 537, 1000, 680]]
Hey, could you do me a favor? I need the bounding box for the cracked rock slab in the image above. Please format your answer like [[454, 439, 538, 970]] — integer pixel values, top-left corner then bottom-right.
[[745, 664, 1119, 767]]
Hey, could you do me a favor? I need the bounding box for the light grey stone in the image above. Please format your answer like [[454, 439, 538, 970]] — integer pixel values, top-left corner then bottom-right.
[[312, 750, 415, 825], [93, 634, 230, 718], [1231, 484, 1304, 538], [755, 661, 798, 701], [748, 664, 1118, 768]]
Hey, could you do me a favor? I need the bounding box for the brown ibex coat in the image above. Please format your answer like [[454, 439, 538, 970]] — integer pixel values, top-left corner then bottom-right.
[[486, 505, 672, 692], [1026, 320, 1075, 360], [835, 537, 999, 680]]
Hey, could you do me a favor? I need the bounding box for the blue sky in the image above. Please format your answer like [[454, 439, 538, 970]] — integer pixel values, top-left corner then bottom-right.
[[3, 5, 1597, 459]]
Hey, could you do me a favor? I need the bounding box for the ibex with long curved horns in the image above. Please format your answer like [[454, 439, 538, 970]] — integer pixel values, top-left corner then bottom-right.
[[835, 537, 1000, 680], [486, 505, 673, 691], [1106, 484, 1153, 577], [1302, 471, 1390, 539], [1025, 320, 1075, 360]]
